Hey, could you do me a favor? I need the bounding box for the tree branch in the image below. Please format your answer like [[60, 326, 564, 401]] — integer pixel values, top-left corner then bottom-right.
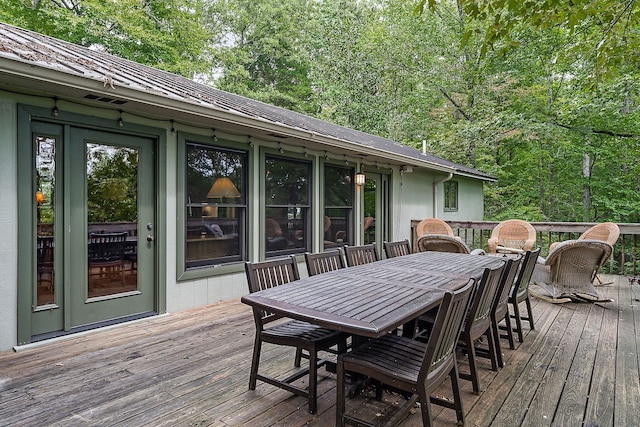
[[438, 87, 474, 122], [552, 120, 637, 138]]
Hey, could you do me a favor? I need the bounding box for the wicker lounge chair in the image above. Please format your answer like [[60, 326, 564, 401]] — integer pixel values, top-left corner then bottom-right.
[[415, 218, 463, 241], [487, 219, 536, 254], [531, 240, 613, 303]]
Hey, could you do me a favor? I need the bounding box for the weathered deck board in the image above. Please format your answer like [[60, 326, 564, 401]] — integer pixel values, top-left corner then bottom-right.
[[0, 275, 637, 426]]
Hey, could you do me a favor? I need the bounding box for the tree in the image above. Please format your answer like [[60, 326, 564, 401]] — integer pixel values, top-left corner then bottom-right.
[[207, 0, 318, 114], [0, 0, 214, 77]]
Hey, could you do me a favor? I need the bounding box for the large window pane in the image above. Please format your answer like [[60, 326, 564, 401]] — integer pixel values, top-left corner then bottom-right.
[[323, 165, 354, 249], [186, 143, 246, 268], [265, 156, 311, 256]]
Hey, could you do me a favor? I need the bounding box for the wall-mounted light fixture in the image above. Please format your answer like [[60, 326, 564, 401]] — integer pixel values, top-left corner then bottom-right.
[[355, 173, 366, 186]]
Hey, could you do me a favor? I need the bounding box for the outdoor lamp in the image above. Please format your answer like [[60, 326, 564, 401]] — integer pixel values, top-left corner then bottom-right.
[[355, 173, 366, 186]]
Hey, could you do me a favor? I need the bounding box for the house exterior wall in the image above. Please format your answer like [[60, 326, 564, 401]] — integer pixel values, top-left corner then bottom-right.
[[0, 89, 487, 352], [0, 95, 19, 350]]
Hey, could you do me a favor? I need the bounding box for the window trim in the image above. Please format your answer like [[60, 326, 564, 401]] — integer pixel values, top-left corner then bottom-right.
[[322, 163, 355, 250], [444, 180, 459, 212], [177, 132, 250, 280], [261, 151, 313, 258]]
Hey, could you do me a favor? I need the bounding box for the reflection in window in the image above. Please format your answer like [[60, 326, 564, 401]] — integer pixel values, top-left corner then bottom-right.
[[36, 136, 56, 306], [323, 165, 354, 250], [86, 143, 138, 298], [444, 181, 458, 212], [185, 143, 246, 268], [265, 156, 311, 256]]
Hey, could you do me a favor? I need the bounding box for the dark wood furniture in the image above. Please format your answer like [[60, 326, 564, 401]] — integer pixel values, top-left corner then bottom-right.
[[509, 248, 540, 341], [243, 252, 503, 338], [491, 256, 522, 367], [336, 279, 476, 427], [383, 239, 412, 258], [343, 243, 379, 267], [304, 249, 345, 276], [244, 256, 347, 414]]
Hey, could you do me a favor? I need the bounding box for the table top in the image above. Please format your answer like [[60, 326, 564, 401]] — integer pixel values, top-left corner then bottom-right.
[[241, 251, 504, 338]]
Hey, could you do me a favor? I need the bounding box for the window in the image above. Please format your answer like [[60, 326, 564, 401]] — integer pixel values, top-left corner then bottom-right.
[[185, 143, 247, 268], [323, 165, 354, 249], [265, 156, 311, 257], [444, 180, 458, 212]]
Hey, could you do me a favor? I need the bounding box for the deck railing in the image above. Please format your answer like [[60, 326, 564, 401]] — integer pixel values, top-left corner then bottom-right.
[[410, 220, 640, 276]]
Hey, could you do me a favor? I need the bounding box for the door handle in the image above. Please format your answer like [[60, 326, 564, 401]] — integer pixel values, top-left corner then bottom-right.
[[147, 235, 155, 242]]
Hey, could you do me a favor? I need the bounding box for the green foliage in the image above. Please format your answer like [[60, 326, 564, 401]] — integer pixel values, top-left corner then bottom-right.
[[0, 0, 214, 77], [4, 0, 640, 224]]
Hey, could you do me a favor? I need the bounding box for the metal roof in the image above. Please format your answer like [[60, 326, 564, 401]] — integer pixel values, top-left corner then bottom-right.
[[0, 22, 494, 181]]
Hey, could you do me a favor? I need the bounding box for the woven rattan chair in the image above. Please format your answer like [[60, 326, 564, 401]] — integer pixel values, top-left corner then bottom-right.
[[508, 248, 540, 342], [304, 249, 345, 276], [532, 240, 613, 303], [383, 239, 412, 258], [416, 234, 472, 254], [548, 222, 619, 285], [549, 222, 620, 253], [415, 218, 463, 240], [244, 257, 347, 413], [336, 279, 475, 427], [344, 243, 379, 267], [487, 219, 536, 254]]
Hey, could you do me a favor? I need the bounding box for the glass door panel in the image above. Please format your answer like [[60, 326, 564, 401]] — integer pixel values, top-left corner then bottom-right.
[[86, 143, 139, 298], [36, 136, 56, 307]]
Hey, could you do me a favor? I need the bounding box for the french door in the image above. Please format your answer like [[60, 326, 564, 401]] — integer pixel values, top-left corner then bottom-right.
[[24, 121, 157, 341], [362, 172, 389, 254]]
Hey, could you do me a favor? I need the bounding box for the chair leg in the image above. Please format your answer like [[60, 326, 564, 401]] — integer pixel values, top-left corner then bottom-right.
[[485, 327, 499, 372], [503, 311, 515, 350], [525, 296, 535, 330], [449, 363, 465, 426], [492, 319, 504, 368], [512, 301, 525, 342], [419, 392, 434, 427], [459, 335, 481, 395], [336, 356, 346, 427], [294, 348, 303, 367], [249, 334, 262, 390], [307, 348, 318, 414]]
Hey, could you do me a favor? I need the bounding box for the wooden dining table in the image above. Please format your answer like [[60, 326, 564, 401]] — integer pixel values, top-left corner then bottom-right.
[[241, 251, 505, 339]]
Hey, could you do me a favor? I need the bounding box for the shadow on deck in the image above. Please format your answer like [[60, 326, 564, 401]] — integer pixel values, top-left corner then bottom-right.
[[0, 274, 638, 426]]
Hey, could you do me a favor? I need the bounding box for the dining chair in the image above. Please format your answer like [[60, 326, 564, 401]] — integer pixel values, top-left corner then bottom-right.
[[419, 261, 506, 394], [487, 219, 536, 254], [336, 279, 475, 427], [383, 239, 412, 258], [343, 243, 379, 267], [507, 248, 540, 342], [304, 249, 345, 276], [88, 232, 127, 284], [490, 256, 522, 367], [244, 256, 347, 413]]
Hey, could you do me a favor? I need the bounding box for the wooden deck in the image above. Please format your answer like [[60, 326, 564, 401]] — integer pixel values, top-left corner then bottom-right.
[[1, 274, 638, 426]]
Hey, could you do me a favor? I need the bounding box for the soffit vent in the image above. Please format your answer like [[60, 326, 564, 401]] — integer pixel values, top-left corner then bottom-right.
[[83, 94, 128, 105]]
